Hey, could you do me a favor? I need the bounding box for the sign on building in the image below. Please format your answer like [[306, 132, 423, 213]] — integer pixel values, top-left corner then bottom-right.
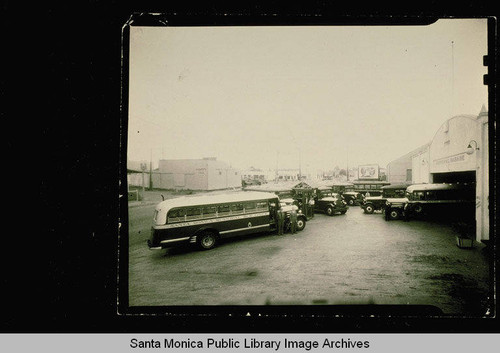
[[358, 164, 379, 180]]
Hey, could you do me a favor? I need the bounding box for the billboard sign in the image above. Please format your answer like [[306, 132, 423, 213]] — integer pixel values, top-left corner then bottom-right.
[[358, 164, 379, 180]]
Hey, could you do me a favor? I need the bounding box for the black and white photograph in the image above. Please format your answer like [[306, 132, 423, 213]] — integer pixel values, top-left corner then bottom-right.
[[123, 17, 493, 318]]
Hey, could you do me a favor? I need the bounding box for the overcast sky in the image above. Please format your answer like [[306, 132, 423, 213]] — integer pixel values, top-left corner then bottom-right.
[[127, 19, 488, 172]]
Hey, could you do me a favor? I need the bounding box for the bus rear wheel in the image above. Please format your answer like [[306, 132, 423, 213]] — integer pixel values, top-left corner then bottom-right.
[[198, 231, 217, 250]]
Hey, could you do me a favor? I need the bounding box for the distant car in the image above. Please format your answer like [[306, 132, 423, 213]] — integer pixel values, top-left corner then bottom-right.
[[361, 195, 385, 214], [361, 184, 410, 215], [384, 197, 409, 221], [314, 192, 348, 216], [242, 179, 262, 187], [343, 191, 362, 206]]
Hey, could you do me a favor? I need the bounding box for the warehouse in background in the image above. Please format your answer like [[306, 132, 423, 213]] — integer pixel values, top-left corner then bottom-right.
[[386, 105, 489, 243], [151, 157, 241, 191], [386, 144, 430, 184]]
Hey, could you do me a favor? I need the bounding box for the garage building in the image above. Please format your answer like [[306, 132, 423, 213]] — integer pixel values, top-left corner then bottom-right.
[[386, 105, 489, 243]]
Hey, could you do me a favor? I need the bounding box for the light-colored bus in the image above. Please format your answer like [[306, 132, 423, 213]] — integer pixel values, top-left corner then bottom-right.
[[148, 191, 306, 251]]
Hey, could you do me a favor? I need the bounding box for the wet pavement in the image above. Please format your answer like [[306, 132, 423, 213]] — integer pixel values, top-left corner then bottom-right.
[[127, 194, 492, 316]]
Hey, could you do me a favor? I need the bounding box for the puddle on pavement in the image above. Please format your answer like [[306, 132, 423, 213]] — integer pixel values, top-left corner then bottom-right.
[[412, 254, 456, 264]]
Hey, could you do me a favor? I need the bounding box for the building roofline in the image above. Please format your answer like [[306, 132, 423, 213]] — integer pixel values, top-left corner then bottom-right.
[[387, 142, 431, 166], [429, 114, 478, 147]]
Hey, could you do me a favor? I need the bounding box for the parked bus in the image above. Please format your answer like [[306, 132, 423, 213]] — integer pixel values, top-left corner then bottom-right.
[[350, 180, 391, 197], [403, 183, 475, 221], [147, 191, 306, 251]]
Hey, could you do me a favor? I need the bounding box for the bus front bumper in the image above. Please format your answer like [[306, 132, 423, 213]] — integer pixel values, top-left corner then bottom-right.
[[147, 239, 163, 250]]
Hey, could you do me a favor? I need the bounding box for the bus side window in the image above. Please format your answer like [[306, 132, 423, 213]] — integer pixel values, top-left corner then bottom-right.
[[416, 191, 425, 200], [231, 203, 244, 215], [256, 201, 268, 212], [426, 191, 436, 200], [218, 204, 230, 216], [186, 207, 202, 220], [202, 206, 217, 219], [168, 208, 185, 223], [244, 202, 256, 213]]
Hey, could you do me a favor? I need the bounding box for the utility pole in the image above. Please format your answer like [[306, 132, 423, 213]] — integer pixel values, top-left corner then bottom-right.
[[346, 148, 349, 181], [149, 148, 153, 190], [451, 40, 454, 117], [140, 162, 147, 193], [298, 148, 302, 180], [275, 150, 279, 183]]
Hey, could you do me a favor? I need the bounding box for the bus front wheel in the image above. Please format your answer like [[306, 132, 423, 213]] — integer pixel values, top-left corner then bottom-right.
[[198, 231, 217, 250], [389, 209, 400, 220], [296, 218, 306, 231]]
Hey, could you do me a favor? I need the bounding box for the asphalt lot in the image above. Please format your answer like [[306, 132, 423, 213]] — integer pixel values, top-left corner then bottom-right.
[[127, 191, 492, 316]]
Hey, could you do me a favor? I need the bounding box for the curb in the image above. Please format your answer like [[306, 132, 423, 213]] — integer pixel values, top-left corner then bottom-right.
[[128, 201, 157, 208]]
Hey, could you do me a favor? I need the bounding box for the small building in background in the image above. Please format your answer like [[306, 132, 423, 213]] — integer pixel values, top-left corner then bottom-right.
[[152, 157, 241, 191], [127, 159, 149, 189], [275, 168, 302, 181]]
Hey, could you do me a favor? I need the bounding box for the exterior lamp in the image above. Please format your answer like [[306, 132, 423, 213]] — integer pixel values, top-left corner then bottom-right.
[[466, 140, 479, 155]]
